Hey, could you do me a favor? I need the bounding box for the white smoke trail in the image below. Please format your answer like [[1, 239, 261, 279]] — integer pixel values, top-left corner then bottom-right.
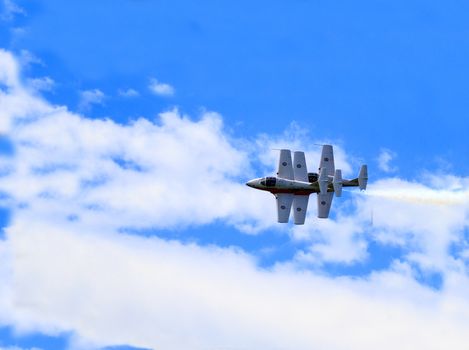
[[364, 188, 469, 206]]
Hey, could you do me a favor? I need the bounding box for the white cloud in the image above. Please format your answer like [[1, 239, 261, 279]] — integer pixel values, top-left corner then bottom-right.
[[149, 78, 174, 97], [78, 89, 105, 110], [290, 175, 469, 270], [377, 148, 397, 173], [0, 49, 20, 89], [118, 88, 139, 97], [293, 215, 368, 265], [18, 50, 44, 68], [0, 51, 274, 232], [0, 108, 272, 231], [2, 220, 469, 350], [1, 0, 25, 21], [0, 50, 51, 133], [359, 178, 469, 272], [2, 48, 469, 350], [26, 76, 55, 92]]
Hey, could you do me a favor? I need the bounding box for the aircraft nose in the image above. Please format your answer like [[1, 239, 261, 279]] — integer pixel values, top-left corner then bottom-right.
[[246, 179, 256, 188]]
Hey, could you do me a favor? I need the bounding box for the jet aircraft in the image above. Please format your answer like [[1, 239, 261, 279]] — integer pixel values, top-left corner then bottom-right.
[[246, 145, 367, 224]]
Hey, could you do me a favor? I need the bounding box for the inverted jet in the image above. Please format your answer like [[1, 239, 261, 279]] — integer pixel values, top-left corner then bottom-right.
[[246, 145, 367, 224]]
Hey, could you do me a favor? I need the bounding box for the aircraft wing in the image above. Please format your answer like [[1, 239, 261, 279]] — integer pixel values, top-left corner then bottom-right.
[[275, 193, 294, 223], [277, 149, 294, 180], [317, 192, 334, 218], [293, 151, 308, 181], [293, 195, 309, 224], [319, 145, 335, 176]]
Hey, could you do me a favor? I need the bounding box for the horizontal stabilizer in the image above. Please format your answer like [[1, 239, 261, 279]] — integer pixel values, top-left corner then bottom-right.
[[358, 165, 368, 190]]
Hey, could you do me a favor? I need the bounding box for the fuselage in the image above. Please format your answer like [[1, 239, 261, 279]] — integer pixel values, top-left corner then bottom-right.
[[246, 176, 359, 195], [246, 176, 322, 195]]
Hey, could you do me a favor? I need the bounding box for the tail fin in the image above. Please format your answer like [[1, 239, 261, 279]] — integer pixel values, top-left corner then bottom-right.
[[358, 165, 368, 190]]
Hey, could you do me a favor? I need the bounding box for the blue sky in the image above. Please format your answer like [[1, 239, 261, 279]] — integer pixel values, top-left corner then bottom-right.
[[1, 1, 469, 349], [5, 0, 469, 174]]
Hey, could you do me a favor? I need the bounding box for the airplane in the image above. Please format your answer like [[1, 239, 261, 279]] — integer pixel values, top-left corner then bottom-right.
[[246, 145, 367, 225]]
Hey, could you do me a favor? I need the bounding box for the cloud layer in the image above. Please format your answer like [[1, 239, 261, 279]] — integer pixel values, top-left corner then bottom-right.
[[1, 49, 469, 349], [4, 220, 469, 350]]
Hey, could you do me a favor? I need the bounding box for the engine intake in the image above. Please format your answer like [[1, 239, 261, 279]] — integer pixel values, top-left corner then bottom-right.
[[307, 172, 318, 183]]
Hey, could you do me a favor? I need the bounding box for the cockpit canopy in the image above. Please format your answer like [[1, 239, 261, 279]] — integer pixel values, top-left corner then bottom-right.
[[260, 177, 276, 187], [308, 172, 319, 183]]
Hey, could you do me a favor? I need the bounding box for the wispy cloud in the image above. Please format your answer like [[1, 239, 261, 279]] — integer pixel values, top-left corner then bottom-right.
[[118, 88, 139, 98], [78, 89, 105, 110], [377, 148, 397, 173], [18, 50, 44, 68], [27, 76, 55, 92], [0, 0, 25, 21], [148, 77, 174, 97]]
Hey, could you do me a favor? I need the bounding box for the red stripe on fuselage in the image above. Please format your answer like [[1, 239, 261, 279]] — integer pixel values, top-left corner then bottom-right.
[[266, 188, 321, 195]]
